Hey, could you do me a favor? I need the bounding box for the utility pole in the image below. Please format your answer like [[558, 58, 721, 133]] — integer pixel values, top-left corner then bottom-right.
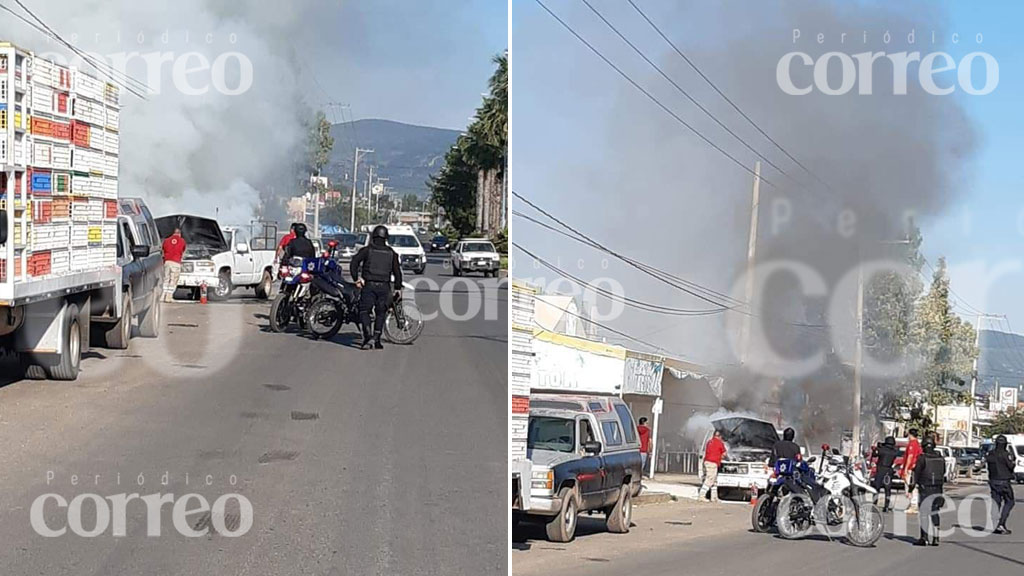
[[968, 314, 999, 446], [376, 177, 389, 219], [852, 262, 865, 459], [312, 169, 321, 240], [364, 166, 372, 222], [740, 161, 761, 365], [350, 148, 372, 232]]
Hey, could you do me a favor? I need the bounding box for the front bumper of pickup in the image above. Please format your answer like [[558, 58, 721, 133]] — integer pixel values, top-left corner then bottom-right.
[[461, 259, 499, 271], [177, 271, 220, 288], [525, 493, 561, 516]]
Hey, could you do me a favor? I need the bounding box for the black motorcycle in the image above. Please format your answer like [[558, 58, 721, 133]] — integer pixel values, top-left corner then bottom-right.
[[752, 456, 815, 533], [268, 256, 317, 333], [303, 275, 424, 345]]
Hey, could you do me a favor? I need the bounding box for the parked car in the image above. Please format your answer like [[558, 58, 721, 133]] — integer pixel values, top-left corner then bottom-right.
[[935, 445, 958, 483], [451, 239, 501, 277], [519, 394, 643, 543], [953, 447, 984, 477], [102, 198, 164, 347], [326, 233, 359, 260], [429, 235, 450, 252]]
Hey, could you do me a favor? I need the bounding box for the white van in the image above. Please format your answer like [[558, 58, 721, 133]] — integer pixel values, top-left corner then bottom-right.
[[361, 224, 426, 275]]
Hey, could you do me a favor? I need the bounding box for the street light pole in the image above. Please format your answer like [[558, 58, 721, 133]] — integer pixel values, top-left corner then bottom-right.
[[351, 147, 373, 232]]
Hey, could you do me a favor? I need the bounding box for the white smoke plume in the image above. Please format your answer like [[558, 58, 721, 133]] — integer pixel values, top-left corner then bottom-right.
[[2, 0, 325, 223]]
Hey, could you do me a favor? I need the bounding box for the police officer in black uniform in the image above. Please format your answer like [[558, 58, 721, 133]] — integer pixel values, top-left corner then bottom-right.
[[986, 434, 1016, 534], [913, 437, 946, 546], [281, 223, 316, 261], [769, 427, 801, 466], [350, 225, 402, 350], [872, 436, 899, 512]]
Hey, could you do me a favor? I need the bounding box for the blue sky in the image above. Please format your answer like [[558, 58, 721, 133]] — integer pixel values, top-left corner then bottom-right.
[[511, 0, 1024, 366]]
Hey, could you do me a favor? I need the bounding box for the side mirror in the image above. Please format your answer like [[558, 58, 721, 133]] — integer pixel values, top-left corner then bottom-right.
[[0, 209, 7, 244], [582, 441, 602, 455], [807, 456, 817, 464], [236, 243, 250, 254], [131, 245, 151, 259], [832, 448, 841, 455]]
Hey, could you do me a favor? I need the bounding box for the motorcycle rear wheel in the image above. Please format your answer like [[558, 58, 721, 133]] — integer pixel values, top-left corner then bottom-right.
[[384, 300, 424, 345], [775, 493, 813, 540], [305, 297, 343, 340]]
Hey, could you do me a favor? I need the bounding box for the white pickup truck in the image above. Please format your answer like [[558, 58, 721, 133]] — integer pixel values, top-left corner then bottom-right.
[[155, 215, 276, 300]]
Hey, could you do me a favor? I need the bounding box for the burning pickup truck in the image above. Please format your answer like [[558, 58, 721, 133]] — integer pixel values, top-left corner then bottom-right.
[[699, 415, 780, 500]]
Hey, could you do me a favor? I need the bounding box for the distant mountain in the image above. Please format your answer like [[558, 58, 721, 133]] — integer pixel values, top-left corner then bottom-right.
[[326, 119, 461, 200], [978, 329, 1024, 395]]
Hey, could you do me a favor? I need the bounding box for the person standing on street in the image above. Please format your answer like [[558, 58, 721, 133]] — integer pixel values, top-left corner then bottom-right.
[[161, 227, 186, 303], [912, 437, 946, 546], [350, 225, 402, 350], [872, 436, 899, 512], [903, 428, 923, 514], [986, 435, 1016, 535], [698, 430, 727, 503], [637, 417, 652, 477]]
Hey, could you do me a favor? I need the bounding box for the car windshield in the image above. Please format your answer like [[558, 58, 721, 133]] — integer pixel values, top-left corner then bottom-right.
[[528, 416, 575, 453], [338, 234, 357, 247], [388, 235, 420, 248], [463, 242, 495, 253], [432, 236, 447, 243]]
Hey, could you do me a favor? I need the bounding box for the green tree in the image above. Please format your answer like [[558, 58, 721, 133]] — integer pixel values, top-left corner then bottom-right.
[[984, 408, 1024, 436], [430, 52, 507, 236], [308, 110, 334, 176]]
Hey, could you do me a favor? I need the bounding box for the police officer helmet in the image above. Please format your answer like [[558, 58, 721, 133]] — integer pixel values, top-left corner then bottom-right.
[[884, 436, 896, 447], [996, 434, 1008, 446], [371, 225, 389, 241], [783, 428, 795, 441], [293, 223, 307, 237], [922, 438, 936, 452]]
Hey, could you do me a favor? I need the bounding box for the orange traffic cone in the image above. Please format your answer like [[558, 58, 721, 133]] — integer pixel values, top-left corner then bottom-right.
[[200, 281, 208, 304]]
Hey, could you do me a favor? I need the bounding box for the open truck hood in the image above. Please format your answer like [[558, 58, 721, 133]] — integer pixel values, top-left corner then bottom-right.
[[156, 215, 229, 259], [712, 416, 779, 452]]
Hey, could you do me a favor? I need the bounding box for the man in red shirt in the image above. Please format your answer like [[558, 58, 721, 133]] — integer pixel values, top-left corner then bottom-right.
[[699, 430, 727, 503], [637, 417, 652, 477], [161, 227, 186, 303], [276, 223, 299, 262], [902, 428, 923, 514]]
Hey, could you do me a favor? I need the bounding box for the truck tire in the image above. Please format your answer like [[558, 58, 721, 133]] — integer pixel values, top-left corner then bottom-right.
[[606, 484, 633, 534], [545, 487, 579, 543], [211, 271, 233, 300], [255, 270, 273, 300], [46, 303, 82, 381], [104, 292, 132, 350], [138, 292, 160, 338]]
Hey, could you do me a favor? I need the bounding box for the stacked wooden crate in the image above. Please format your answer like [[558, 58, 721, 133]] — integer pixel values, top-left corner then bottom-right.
[[0, 45, 120, 282]]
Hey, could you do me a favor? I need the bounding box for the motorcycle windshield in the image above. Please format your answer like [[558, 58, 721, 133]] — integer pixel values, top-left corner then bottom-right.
[[712, 417, 779, 451]]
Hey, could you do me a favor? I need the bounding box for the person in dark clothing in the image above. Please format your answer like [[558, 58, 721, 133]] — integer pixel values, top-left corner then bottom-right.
[[872, 436, 899, 512], [350, 225, 402, 350], [769, 427, 802, 466], [986, 435, 1016, 535], [913, 438, 946, 547], [281, 223, 316, 261]]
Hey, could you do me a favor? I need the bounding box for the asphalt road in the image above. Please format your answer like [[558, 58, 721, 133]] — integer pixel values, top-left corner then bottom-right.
[[0, 257, 507, 575], [512, 483, 1024, 576]]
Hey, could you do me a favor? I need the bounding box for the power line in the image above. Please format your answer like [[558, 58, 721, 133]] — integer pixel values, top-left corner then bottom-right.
[[6, 0, 149, 99], [511, 190, 830, 330], [532, 0, 777, 190], [513, 240, 728, 316], [627, 0, 833, 192], [579, 0, 800, 187]]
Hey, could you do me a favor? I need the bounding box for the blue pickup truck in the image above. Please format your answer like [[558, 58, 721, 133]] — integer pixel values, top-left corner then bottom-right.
[[519, 393, 644, 542]]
